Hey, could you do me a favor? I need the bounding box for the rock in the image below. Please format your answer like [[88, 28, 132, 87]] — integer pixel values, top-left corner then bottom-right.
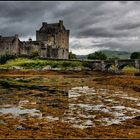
[[0, 120, 7, 125], [42, 65, 52, 71], [133, 116, 140, 120], [15, 125, 26, 130], [68, 68, 74, 71], [135, 72, 140, 76], [0, 68, 9, 71], [51, 68, 62, 71], [133, 86, 140, 92], [32, 126, 40, 130], [82, 67, 92, 71], [73, 67, 82, 71], [10, 66, 22, 70], [15, 78, 20, 80], [35, 68, 42, 71]]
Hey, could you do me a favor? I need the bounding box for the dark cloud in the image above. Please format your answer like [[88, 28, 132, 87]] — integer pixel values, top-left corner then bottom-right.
[[0, 1, 140, 54], [77, 27, 129, 38], [0, 1, 59, 37], [114, 22, 140, 30]]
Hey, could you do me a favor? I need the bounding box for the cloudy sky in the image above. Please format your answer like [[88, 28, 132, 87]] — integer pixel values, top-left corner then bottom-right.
[[0, 1, 140, 55]]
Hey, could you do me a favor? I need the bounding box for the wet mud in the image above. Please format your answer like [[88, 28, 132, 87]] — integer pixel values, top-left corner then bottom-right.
[[0, 70, 140, 138]]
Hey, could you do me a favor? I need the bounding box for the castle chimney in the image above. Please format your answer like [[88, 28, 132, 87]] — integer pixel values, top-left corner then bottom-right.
[[59, 20, 63, 26], [42, 22, 47, 26], [15, 34, 18, 38], [29, 37, 32, 42]]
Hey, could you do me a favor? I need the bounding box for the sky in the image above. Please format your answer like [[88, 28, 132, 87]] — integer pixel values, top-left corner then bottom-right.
[[0, 1, 140, 55]]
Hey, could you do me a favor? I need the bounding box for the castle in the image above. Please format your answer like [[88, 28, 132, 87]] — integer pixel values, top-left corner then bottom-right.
[[0, 20, 69, 59]]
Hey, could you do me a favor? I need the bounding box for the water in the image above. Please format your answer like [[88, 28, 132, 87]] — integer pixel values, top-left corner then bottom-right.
[[0, 107, 41, 117]]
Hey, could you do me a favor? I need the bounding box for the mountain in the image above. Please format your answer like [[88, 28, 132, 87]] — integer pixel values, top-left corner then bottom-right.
[[76, 50, 131, 59], [100, 50, 131, 59]]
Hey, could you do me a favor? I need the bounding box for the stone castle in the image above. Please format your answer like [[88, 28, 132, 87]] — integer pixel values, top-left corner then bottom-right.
[[0, 20, 69, 59]]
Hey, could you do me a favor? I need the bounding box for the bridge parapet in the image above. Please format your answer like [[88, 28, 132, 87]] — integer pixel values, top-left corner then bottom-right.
[[87, 59, 140, 74], [135, 60, 140, 73]]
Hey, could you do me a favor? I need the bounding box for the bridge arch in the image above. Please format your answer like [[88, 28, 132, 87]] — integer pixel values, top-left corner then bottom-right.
[[104, 63, 114, 71]]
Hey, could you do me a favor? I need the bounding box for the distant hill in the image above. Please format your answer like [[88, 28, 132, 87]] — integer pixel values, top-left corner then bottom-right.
[[76, 50, 131, 59], [100, 50, 131, 59], [76, 55, 87, 59]]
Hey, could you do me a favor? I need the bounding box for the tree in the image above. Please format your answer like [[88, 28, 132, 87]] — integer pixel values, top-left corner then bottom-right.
[[0, 54, 17, 64], [130, 52, 140, 59], [69, 52, 77, 59], [87, 51, 107, 60]]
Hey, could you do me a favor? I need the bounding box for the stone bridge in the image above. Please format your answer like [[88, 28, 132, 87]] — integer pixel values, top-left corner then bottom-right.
[[87, 59, 140, 73]]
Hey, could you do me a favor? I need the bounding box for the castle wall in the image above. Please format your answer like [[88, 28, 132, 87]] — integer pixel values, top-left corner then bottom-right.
[[19, 41, 41, 56], [55, 30, 69, 49], [0, 35, 20, 56], [39, 44, 47, 58], [36, 31, 48, 42], [57, 48, 69, 59]]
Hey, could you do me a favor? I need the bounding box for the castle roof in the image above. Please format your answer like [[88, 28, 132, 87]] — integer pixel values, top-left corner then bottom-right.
[[38, 20, 66, 33]]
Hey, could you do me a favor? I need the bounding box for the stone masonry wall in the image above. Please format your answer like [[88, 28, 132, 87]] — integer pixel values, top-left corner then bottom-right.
[[0, 35, 20, 56]]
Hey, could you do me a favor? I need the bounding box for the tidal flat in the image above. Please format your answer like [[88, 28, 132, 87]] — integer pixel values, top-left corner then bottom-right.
[[0, 70, 140, 138]]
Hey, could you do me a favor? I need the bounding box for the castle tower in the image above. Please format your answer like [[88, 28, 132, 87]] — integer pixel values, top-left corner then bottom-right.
[[36, 20, 69, 59]]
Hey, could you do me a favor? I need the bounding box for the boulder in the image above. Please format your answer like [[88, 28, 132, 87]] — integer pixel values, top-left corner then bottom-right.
[[10, 66, 22, 70], [73, 67, 82, 71], [42, 65, 52, 71], [51, 67, 62, 71], [0, 68, 9, 71], [82, 67, 92, 71]]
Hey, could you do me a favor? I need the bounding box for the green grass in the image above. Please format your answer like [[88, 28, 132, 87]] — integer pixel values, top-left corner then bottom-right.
[[122, 65, 137, 74], [1, 58, 136, 73], [0, 58, 83, 69]]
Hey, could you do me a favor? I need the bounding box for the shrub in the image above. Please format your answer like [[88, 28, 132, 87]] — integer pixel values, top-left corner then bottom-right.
[[30, 50, 39, 58], [82, 61, 90, 67], [0, 54, 17, 64], [62, 61, 70, 67]]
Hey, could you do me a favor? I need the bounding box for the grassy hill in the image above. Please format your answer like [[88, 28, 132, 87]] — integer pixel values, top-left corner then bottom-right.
[[76, 50, 131, 59], [101, 50, 131, 59]]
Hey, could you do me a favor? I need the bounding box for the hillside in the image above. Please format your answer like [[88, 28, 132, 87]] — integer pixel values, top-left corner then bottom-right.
[[101, 50, 131, 59], [76, 50, 131, 59]]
